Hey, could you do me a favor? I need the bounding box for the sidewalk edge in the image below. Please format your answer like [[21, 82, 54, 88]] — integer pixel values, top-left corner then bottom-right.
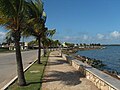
[[1, 59, 37, 90]]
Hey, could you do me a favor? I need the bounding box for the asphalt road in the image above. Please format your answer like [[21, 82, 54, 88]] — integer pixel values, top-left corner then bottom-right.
[[0, 50, 43, 89]]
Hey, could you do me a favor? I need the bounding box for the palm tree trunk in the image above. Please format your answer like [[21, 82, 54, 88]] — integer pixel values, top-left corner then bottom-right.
[[14, 31, 26, 86], [38, 36, 41, 64]]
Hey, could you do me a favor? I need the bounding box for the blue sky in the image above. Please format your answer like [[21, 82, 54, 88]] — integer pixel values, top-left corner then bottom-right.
[[43, 0, 120, 44], [1, 0, 120, 44]]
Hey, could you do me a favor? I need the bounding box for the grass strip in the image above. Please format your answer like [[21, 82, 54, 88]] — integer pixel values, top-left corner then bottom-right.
[[0, 49, 9, 53], [7, 52, 50, 90]]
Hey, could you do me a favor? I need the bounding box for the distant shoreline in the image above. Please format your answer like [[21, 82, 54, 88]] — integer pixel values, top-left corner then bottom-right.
[[103, 44, 120, 46]]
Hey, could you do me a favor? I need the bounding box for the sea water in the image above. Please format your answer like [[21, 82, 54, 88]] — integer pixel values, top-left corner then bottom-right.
[[76, 46, 120, 73]]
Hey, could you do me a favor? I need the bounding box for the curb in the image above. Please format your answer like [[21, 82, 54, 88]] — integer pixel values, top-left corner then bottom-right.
[[1, 59, 37, 90]]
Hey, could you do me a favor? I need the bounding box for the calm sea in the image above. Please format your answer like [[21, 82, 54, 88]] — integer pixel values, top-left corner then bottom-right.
[[76, 46, 120, 73]]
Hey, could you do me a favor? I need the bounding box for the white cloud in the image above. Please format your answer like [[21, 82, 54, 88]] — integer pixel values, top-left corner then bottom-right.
[[97, 34, 104, 39], [58, 30, 120, 44], [61, 35, 93, 43], [110, 31, 120, 38]]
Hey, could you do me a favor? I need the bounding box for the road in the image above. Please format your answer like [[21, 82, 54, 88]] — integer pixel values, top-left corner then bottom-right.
[[0, 50, 43, 89]]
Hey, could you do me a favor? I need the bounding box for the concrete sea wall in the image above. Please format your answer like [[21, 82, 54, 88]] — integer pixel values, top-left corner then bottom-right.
[[62, 54, 120, 90]]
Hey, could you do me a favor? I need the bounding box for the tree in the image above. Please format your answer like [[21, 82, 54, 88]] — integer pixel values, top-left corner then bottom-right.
[[47, 29, 56, 50], [47, 29, 56, 39], [65, 42, 74, 48], [24, 0, 46, 64], [0, 0, 26, 86], [28, 40, 38, 49], [52, 40, 61, 48], [42, 37, 50, 57], [40, 28, 56, 56]]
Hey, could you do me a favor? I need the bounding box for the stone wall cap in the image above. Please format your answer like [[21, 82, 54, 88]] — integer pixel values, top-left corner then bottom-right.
[[72, 59, 120, 90], [85, 63, 120, 90]]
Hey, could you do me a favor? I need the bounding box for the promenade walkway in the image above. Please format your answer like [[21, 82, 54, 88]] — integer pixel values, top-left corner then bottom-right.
[[41, 51, 99, 90]]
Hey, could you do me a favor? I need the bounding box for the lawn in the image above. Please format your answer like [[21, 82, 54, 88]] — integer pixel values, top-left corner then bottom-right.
[[7, 52, 50, 90], [0, 48, 9, 52]]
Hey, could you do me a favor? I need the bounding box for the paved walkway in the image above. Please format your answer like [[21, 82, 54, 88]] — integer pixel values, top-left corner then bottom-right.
[[41, 51, 99, 90]]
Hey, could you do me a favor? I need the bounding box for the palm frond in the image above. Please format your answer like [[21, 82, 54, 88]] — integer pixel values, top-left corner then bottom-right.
[[26, 0, 43, 20], [0, 0, 16, 18], [0, 17, 8, 25], [47, 29, 56, 37]]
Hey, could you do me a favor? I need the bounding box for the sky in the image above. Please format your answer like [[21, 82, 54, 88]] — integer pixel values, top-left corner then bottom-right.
[[1, 0, 120, 44]]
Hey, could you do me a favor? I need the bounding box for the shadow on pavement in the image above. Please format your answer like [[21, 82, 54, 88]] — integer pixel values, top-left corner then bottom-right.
[[42, 70, 84, 86], [48, 59, 69, 66]]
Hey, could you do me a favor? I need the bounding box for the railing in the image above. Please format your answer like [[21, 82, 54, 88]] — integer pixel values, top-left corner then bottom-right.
[[62, 54, 120, 90]]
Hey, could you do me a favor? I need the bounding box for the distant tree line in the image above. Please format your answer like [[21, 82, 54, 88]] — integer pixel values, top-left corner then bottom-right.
[[64, 42, 101, 48]]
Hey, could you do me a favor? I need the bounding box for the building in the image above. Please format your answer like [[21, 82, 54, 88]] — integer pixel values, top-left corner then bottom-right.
[[9, 42, 28, 50], [62, 42, 67, 48]]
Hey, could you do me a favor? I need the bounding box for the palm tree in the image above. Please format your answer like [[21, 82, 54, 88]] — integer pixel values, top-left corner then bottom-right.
[[24, 0, 46, 64], [0, 0, 26, 85], [55, 40, 61, 49], [48, 29, 56, 38], [47, 29, 56, 50], [41, 29, 56, 56]]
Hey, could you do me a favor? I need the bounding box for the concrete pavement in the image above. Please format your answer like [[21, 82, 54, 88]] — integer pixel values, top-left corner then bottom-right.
[[41, 51, 99, 90]]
